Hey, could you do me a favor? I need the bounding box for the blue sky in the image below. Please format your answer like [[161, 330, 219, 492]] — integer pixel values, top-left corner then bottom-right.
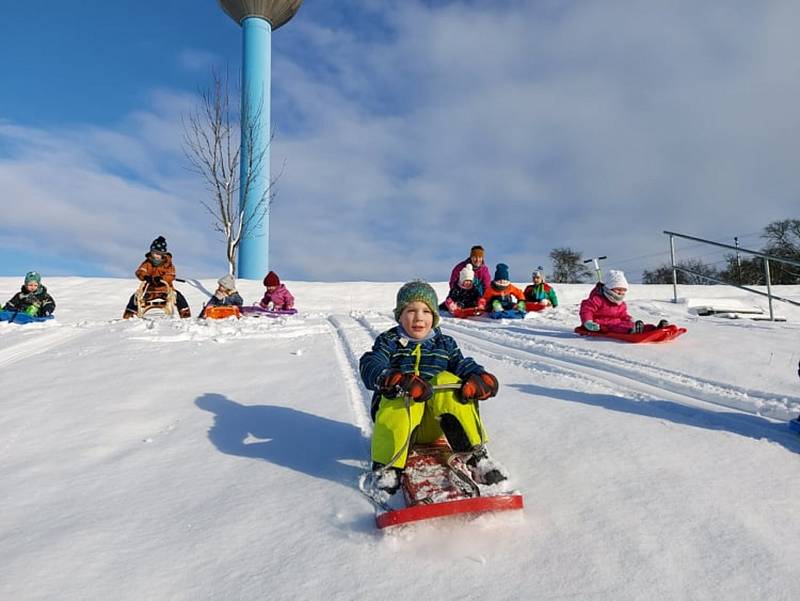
[[1, 1, 798, 282]]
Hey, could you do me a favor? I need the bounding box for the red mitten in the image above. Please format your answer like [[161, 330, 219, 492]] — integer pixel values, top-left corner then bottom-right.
[[378, 370, 433, 402], [461, 372, 499, 401]]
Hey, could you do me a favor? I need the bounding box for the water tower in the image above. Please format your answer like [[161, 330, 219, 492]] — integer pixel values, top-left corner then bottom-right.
[[219, 0, 303, 279]]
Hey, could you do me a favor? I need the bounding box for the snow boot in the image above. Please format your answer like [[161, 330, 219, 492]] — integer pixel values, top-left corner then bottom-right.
[[371, 462, 402, 495], [466, 446, 508, 486], [657, 319, 669, 329], [179, 307, 191, 319], [122, 310, 135, 320]]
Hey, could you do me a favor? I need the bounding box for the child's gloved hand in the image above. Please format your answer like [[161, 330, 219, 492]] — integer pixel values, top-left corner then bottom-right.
[[377, 370, 433, 402], [583, 320, 600, 332], [656, 319, 669, 329], [540, 298, 550, 306], [461, 372, 499, 401], [267, 301, 275, 311], [516, 300, 526, 312], [630, 320, 645, 334], [24, 305, 38, 316], [491, 300, 503, 312]]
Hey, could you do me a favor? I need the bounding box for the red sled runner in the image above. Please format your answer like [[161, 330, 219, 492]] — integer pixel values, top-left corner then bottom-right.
[[524, 301, 550, 312], [574, 324, 687, 343], [375, 439, 524, 529]]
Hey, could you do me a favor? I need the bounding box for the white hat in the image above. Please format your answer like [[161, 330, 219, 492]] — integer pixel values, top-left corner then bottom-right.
[[604, 270, 629, 290], [459, 264, 475, 284]]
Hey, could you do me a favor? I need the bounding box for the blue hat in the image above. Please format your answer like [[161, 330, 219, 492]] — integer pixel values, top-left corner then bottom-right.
[[393, 280, 440, 328], [494, 263, 510, 282], [24, 271, 42, 285]]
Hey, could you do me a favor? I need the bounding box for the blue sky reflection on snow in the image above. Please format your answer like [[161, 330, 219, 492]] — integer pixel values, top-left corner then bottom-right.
[[1, 1, 798, 281]]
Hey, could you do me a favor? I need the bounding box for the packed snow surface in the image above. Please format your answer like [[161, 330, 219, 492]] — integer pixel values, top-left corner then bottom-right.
[[2, 278, 799, 601]]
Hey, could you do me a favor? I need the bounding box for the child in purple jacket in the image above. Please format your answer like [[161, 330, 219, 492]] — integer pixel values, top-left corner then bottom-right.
[[259, 271, 295, 311]]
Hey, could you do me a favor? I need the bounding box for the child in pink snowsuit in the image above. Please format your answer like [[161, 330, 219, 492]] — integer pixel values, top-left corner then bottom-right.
[[259, 271, 295, 310], [579, 270, 637, 334]]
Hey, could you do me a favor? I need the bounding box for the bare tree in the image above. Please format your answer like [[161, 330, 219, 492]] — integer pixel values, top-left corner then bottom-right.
[[549, 247, 592, 283], [182, 69, 279, 275]]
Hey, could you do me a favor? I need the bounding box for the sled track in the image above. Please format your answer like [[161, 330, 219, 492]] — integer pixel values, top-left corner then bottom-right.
[[326, 315, 376, 438], [0, 326, 90, 370], [351, 311, 799, 430], [440, 318, 800, 421]]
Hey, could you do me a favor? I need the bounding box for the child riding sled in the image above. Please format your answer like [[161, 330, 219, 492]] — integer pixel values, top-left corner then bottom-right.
[[477, 263, 527, 317], [123, 236, 191, 319], [579, 270, 668, 334], [523, 269, 559, 310], [3, 271, 56, 319], [359, 280, 506, 496], [443, 264, 482, 316]]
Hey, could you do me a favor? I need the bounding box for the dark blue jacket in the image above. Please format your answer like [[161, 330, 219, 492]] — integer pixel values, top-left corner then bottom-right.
[[359, 326, 484, 420]]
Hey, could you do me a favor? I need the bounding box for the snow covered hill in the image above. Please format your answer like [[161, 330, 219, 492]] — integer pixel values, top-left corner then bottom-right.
[[2, 277, 799, 601]]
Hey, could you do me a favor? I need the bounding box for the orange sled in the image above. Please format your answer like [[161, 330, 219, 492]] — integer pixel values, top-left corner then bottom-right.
[[202, 305, 241, 319]]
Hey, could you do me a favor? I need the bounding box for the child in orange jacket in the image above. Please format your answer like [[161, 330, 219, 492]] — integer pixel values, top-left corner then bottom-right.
[[477, 263, 526, 315]]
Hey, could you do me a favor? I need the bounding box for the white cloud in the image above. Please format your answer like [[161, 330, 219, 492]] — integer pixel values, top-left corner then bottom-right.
[[267, 0, 800, 280], [3, 1, 800, 282]]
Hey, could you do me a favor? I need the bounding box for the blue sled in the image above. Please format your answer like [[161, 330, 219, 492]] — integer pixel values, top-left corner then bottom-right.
[[0, 310, 54, 324], [488, 309, 526, 320], [790, 418, 800, 434]]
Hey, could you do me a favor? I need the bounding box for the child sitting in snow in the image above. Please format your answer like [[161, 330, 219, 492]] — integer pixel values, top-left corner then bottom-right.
[[359, 280, 505, 495], [259, 271, 294, 311], [123, 236, 191, 319], [444, 264, 482, 313], [579, 269, 668, 334], [3, 271, 56, 317], [524, 269, 559, 308], [200, 274, 243, 317], [477, 263, 526, 315]]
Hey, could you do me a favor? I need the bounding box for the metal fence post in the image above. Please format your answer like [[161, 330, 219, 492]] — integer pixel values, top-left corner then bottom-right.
[[669, 234, 678, 303], [763, 258, 774, 321]]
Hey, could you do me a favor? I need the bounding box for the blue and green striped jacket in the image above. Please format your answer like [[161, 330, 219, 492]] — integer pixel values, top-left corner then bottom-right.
[[360, 326, 484, 391]]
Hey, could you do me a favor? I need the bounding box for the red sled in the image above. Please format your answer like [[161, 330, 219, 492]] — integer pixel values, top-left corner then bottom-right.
[[375, 439, 523, 529], [524, 301, 550, 312], [447, 306, 484, 319], [574, 324, 687, 343], [241, 305, 298, 318]]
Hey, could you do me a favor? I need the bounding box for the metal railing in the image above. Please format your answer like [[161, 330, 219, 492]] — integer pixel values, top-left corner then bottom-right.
[[664, 230, 800, 321]]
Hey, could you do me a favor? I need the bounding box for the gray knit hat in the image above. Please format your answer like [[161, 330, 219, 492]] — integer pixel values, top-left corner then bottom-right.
[[393, 280, 440, 328], [218, 274, 236, 290]]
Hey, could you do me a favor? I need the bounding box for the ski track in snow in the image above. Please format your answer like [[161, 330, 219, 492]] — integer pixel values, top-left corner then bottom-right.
[[0, 325, 90, 369], [440, 318, 800, 420], [325, 314, 375, 440], [350, 311, 800, 448]]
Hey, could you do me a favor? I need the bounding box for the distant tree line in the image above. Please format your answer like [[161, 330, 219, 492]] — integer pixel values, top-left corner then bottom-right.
[[641, 219, 800, 285], [542, 219, 800, 285]]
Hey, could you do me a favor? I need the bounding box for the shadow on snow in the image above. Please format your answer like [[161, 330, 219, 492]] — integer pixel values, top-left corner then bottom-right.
[[512, 383, 800, 454], [195, 393, 366, 488]]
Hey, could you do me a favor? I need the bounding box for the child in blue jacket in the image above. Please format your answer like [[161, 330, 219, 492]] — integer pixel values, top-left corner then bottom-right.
[[359, 280, 506, 495]]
